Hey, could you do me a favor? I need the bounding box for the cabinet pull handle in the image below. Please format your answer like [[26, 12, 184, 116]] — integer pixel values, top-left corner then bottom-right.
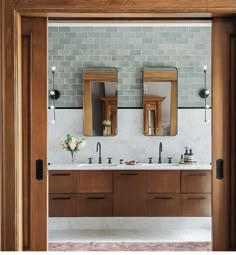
[[188, 173, 207, 176], [51, 173, 71, 176], [86, 197, 105, 200], [188, 197, 207, 200], [154, 197, 173, 200], [52, 197, 71, 200], [120, 173, 138, 176]]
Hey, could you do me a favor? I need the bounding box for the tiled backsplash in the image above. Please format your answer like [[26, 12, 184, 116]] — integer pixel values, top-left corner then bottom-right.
[[48, 109, 211, 164], [48, 24, 211, 108]]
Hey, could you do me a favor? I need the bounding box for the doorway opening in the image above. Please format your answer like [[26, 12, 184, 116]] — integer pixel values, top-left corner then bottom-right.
[[47, 20, 212, 251]]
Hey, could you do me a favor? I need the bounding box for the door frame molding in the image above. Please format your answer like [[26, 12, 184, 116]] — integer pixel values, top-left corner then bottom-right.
[[1, 0, 236, 251]]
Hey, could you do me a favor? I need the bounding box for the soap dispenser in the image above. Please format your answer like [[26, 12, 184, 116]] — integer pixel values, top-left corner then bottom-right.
[[184, 147, 188, 162], [188, 149, 194, 162]]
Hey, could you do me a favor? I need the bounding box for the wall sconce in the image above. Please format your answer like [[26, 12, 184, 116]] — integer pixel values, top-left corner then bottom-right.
[[50, 66, 60, 124], [199, 65, 210, 122]]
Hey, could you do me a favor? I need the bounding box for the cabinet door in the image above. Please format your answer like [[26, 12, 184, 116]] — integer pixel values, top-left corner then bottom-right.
[[182, 194, 211, 216], [181, 170, 211, 193], [148, 170, 180, 193], [49, 194, 79, 217], [113, 171, 147, 216], [49, 170, 79, 193], [148, 194, 181, 216], [79, 194, 113, 217], [79, 170, 112, 193]]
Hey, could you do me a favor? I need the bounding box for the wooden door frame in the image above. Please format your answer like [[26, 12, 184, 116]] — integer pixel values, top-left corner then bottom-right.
[[1, 0, 236, 251]]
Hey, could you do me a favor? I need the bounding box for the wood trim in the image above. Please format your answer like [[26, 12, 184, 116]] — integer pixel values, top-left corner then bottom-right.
[[83, 71, 117, 82], [83, 80, 92, 136], [170, 80, 177, 136], [15, 0, 236, 14], [212, 17, 236, 251], [22, 32, 31, 250], [15, 12, 23, 252], [144, 70, 177, 82], [1, 0, 22, 251], [229, 33, 236, 250], [21, 17, 48, 251]]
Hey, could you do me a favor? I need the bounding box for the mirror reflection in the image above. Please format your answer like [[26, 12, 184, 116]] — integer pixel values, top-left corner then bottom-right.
[[143, 68, 178, 136], [83, 68, 118, 136]]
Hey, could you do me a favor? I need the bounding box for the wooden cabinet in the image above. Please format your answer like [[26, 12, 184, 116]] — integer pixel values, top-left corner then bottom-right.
[[148, 170, 180, 193], [181, 170, 211, 193], [182, 194, 211, 217], [49, 170, 80, 194], [113, 171, 148, 216], [79, 170, 112, 193], [49, 169, 211, 217], [148, 194, 181, 216], [49, 194, 79, 217], [181, 170, 211, 216], [79, 194, 113, 217]]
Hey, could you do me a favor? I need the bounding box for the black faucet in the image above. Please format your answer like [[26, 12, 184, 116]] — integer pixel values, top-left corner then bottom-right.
[[158, 142, 163, 164], [96, 142, 102, 164]]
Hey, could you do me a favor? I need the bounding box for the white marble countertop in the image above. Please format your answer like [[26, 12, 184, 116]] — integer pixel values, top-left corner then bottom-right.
[[48, 163, 212, 171]]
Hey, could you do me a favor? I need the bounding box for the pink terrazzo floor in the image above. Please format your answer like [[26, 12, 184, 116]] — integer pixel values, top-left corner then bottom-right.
[[49, 242, 211, 251]]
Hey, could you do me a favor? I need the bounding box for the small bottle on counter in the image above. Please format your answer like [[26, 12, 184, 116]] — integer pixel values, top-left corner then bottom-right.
[[184, 147, 188, 162], [180, 154, 184, 164], [188, 149, 195, 162], [120, 159, 124, 164]]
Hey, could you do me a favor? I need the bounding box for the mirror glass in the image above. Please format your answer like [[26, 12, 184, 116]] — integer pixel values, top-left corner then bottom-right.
[[143, 67, 178, 136], [83, 68, 118, 136]]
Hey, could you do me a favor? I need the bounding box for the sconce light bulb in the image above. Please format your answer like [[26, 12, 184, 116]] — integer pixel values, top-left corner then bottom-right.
[[50, 90, 55, 96], [203, 65, 207, 71], [206, 104, 210, 109], [51, 119, 56, 124], [51, 66, 56, 72], [50, 105, 55, 110]]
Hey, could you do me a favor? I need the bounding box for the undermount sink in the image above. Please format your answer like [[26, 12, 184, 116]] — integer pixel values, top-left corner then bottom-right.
[[139, 163, 179, 166], [76, 163, 118, 167]]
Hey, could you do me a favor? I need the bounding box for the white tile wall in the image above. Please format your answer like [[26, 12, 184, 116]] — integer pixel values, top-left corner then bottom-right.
[[48, 108, 211, 164]]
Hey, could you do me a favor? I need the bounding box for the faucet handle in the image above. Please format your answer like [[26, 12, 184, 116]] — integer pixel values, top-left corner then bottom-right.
[[168, 157, 172, 164], [88, 157, 93, 164], [107, 157, 112, 164], [148, 157, 153, 164]]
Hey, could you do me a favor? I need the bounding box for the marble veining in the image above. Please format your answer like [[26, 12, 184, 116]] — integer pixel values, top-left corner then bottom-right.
[[48, 162, 211, 170], [48, 109, 211, 164]]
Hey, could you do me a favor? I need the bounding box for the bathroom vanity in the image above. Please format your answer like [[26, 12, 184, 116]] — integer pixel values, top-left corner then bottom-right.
[[48, 164, 211, 218]]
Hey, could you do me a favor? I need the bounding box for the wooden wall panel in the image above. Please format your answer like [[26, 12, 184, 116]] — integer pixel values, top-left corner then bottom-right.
[[212, 17, 236, 251], [1, 0, 22, 251], [22, 17, 48, 251], [15, 0, 236, 13]]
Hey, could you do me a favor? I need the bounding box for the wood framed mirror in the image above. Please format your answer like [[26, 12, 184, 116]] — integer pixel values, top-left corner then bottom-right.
[[83, 68, 118, 136], [143, 67, 178, 136]]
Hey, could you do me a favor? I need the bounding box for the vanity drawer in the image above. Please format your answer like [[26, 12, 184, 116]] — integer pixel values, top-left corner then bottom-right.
[[49, 194, 79, 217], [79, 194, 113, 217], [181, 170, 211, 193], [148, 194, 181, 216], [148, 171, 180, 193], [113, 171, 147, 216], [49, 170, 79, 193], [182, 194, 211, 216], [79, 170, 112, 193]]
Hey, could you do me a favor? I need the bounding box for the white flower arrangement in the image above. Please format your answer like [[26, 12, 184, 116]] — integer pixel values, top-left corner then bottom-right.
[[60, 134, 86, 162], [102, 120, 111, 127]]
